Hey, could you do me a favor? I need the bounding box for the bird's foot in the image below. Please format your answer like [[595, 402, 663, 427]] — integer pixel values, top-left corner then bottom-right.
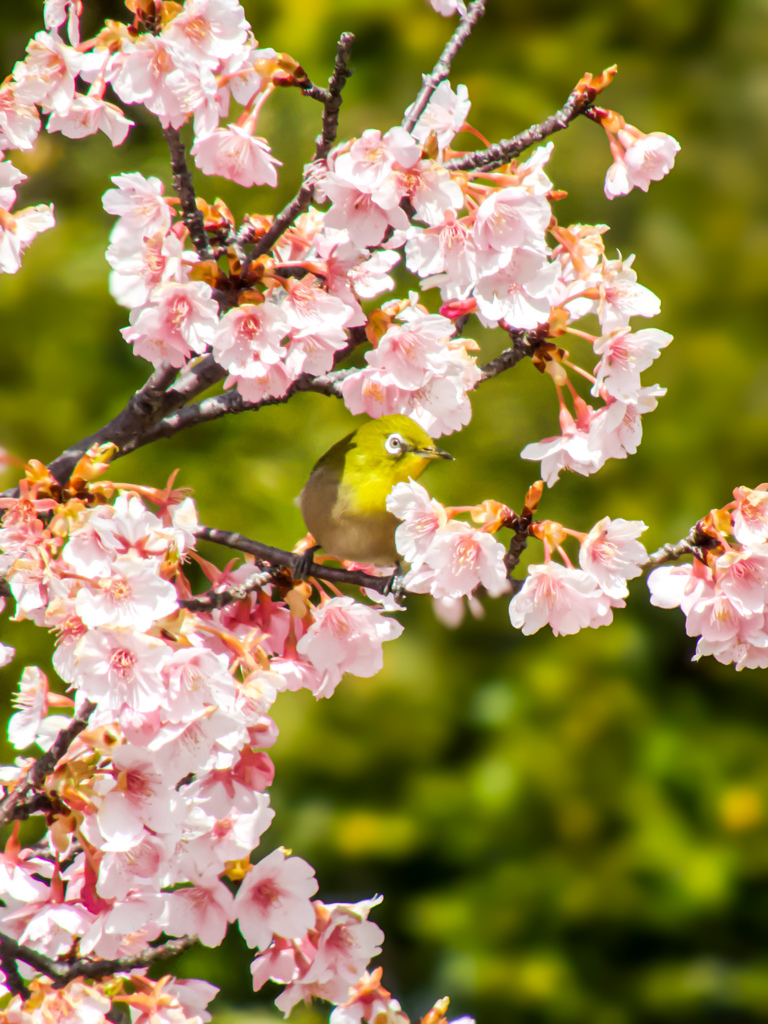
[[383, 563, 406, 599], [292, 544, 321, 581]]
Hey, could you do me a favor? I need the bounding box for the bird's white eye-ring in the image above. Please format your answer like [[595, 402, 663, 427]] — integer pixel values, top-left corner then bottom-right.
[[385, 433, 407, 455]]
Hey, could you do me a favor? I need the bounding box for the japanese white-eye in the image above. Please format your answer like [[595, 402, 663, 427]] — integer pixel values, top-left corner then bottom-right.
[[299, 414, 453, 568]]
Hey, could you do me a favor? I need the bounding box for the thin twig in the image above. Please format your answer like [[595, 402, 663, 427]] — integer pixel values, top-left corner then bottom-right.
[[162, 126, 215, 261], [444, 81, 597, 173], [0, 702, 96, 830], [118, 327, 369, 457], [195, 526, 395, 596], [0, 931, 195, 990], [179, 565, 282, 611], [402, 0, 486, 134], [240, 33, 355, 272], [644, 526, 711, 568]]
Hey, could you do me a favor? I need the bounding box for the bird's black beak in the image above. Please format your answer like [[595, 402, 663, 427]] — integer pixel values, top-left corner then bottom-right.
[[411, 444, 453, 461]]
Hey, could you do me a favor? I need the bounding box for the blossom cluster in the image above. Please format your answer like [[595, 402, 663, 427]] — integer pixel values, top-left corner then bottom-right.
[[385, 479, 650, 636], [0, 0, 689, 1018], [0, 464, 405, 1021], [1, 0, 679, 453], [648, 485, 768, 670]]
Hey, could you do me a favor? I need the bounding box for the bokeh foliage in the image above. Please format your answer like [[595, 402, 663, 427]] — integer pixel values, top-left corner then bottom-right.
[[3, 0, 768, 1021]]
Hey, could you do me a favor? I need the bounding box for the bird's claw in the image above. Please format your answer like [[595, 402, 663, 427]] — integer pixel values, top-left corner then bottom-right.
[[383, 564, 406, 599], [292, 545, 320, 582]]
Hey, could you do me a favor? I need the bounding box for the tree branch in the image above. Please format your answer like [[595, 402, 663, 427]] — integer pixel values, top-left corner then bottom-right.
[[0, 701, 96, 830], [179, 565, 282, 611], [644, 525, 713, 569], [444, 80, 598, 173], [19, 365, 177, 491], [0, 931, 196, 990], [195, 526, 395, 596], [402, 0, 486, 134], [240, 33, 355, 271], [162, 126, 215, 261]]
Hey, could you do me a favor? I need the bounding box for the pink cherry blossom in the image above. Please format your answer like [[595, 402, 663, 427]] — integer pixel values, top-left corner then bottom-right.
[[647, 561, 711, 614], [322, 178, 409, 249], [74, 555, 178, 632], [72, 628, 172, 713], [694, 628, 768, 671], [579, 517, 648, 598], [8, 666, 50, 750], [184, 801, 274, 878], [107, 227, 189, 309], [295, 597, 404, 697], [122, 280, 219, 368], [429, 0, 468, 16], [405, 212, 478, 298], [589, 384, 666, 462], [13, 31, 83, 115], [387, 479, 447, 564], [95, 831, 173, 902], [0, 158, 26, 211], [522, 401, 605, 486], [732, 486, 768, 545], [62, 492, 175, 574], [108, 35, 209, 129], [234, 848, 318, 949], [102, 172, 173, 237], [473, 247, 558, 328], [366, 314, 454, 389], [596, 255, 661, 332], [225, 359, 295, 403], [403, 521, 509, 599], [192, 125, 281, 187], [95, 744, 182, 851], [0, 79, 41, 151], [405, 80, 470, 150], [685, 589, 762, 645], [473, 186, 551, 254], [509, 561, 615, 636], [212, 301, 289, 377], [0, 202, 55, 274], [605, 127, 680, 199], [47, 94, 133, 146], [276, 897, 384, 1014], [340, 368, 409, 420], [164, 874, 235, 948], [406, 162, 464, 226], [715, 547, 768, 611], [592, 327, 672, 400], [161, 0, 249, 66]]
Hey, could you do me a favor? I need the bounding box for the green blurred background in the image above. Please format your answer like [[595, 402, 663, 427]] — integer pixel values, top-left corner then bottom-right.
[[4, 1, 768, 1021]]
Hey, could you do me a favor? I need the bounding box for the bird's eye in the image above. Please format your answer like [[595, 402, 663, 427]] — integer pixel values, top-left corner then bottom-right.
[[385, 433, 406, 455]]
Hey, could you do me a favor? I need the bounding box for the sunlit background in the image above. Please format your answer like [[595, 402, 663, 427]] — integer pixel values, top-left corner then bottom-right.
[[3, 1, 768, 1021]]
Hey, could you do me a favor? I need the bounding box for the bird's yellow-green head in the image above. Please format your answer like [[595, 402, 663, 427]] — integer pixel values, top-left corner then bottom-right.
[[345, 414, 453, 476], [299, 414, 453, 567]]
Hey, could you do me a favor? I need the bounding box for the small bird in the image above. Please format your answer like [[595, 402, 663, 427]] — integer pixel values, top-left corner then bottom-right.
[[298, 414, 453, 571]]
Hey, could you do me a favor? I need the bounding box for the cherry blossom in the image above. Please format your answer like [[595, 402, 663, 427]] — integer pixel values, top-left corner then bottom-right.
[[122, 280, 219, 367], [579, 517, 648, 598], [296, 597, 404, 697], [275, 897, 385, 1014], [405, 80, 470, 150], [192, 125, 281, 187], [0, 201, 55, 274], [234, 848, 318, 949], [403, 521, 509, 599], [604, 125, 680, 199], [509, 562, 615, 636], [102, 172, 174, 237], [47, 94, 133, 145]]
